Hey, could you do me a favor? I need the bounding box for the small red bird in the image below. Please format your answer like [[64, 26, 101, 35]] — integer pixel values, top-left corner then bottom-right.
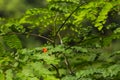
[[42, 47, 47, 53]]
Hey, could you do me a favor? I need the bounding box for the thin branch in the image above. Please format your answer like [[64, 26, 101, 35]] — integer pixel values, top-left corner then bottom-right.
[[51, 64, 61, 78], [7, 32, 54, 43], [29, 33, 54, 43], [55, 3, 84, 36], [58, 33, 63, 45], [63, 53, 74, 75], [53, 12, 59, 47]]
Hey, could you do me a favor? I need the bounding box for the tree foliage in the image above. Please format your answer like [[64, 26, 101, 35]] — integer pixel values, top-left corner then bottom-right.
[[0, 0, 120, 80]]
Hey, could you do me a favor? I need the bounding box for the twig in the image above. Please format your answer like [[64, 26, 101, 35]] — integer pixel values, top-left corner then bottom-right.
[[58, 33, 63, 45], [7, 32, 54, 43], [55, 3, 84, 36], [63, 53, 74, 75], [53, 12, 59, 47], [51, 64, 61, 78]]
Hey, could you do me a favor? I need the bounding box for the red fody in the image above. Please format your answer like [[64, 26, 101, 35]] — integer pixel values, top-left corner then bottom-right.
[[42, 47, 47, 53]]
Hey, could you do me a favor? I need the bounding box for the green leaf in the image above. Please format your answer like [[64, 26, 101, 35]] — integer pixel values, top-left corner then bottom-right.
[[0, 42, 5, 54], [95, 2, 113, 30], [5, 69, 13, 80], [72, 46, 88, 53], [0, 71, 5, 80], [3, 34, 22, 49], [27, 77, 39, 80]]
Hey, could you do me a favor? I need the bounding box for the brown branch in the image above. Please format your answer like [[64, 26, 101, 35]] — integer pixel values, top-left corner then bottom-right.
[[55, 2, 84, 36], [53, 12, 59, 47], [29, 33, 54, 43], [63, 53, 74, 75], [51, 64, 61, 78], [7, 32, 54, 43], [58, 33, 63, 45]]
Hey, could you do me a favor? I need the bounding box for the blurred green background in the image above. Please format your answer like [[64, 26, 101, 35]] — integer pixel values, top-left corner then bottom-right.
[[0, 0, 46, 17]]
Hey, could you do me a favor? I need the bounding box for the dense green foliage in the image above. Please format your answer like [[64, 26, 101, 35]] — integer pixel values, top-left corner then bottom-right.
[[0, 0, 120, 80]]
